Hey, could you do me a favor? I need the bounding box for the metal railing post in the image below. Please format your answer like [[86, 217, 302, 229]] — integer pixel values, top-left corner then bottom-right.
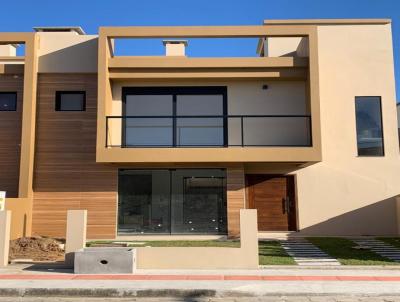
[[105, 117, 108, 148], [241, 116, 244, 147]]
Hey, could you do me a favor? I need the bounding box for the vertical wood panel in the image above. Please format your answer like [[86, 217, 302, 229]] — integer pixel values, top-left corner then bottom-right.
[[227, 166, 245, 237], [0, 74, 23, 197], [32, 74, 117, 239]]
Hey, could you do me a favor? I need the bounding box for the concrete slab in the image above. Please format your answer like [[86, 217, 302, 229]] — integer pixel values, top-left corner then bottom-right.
[[3, 264, 400, 276], [74, 248, 136, 274]]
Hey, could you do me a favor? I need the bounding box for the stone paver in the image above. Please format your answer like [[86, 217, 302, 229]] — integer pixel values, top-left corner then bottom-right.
[[352, 238, 400, 262], [280, 239, 341, 266]]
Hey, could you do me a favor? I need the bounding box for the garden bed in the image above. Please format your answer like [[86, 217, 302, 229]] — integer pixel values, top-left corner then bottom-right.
[[9, 237, 65, 262]]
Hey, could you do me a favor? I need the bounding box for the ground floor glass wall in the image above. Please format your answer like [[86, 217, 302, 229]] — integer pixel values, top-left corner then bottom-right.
[[118, 169, 227, 235]]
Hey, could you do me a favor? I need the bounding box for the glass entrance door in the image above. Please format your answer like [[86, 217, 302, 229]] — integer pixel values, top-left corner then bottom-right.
[[118, 170, 171, 234], [171, 169, 227, 234], [118, 169, 227, 235]]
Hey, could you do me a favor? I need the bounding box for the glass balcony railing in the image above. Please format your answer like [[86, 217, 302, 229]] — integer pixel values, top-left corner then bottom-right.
[[106, 115, 312, 148]]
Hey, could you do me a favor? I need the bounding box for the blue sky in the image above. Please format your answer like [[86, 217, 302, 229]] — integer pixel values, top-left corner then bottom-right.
[[1, 0, 399, 100]]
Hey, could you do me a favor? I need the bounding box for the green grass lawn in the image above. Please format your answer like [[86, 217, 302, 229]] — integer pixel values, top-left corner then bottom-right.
[[258, 240, 296, 265], [307, 237, 398, 265], [378, 237, 400, 249], [87, 240, 240, 248], [86, 240, 295, 265]]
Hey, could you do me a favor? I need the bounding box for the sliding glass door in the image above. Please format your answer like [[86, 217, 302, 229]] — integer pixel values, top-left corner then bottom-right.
[[176, 95, 225, 146], [118, 169, 227, 235], [124, 95, 173, 146], [171, 169, 227, 234], [118, 170, 171, 234], [122, 87, 227, 147]]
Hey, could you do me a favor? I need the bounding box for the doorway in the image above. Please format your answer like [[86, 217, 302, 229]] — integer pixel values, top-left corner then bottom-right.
[[246, 175, 297, 231]]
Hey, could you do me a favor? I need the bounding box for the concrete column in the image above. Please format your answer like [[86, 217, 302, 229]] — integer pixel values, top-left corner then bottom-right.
[[239, 209, 259, 267], [0, 211, 11, 267], [0, 45, 17, 56], [65, 210, 87, 266]]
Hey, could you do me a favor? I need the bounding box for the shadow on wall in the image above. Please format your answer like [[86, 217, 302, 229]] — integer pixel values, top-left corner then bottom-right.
[[38, 39, 98, 73], [296, 195, 400, 236]]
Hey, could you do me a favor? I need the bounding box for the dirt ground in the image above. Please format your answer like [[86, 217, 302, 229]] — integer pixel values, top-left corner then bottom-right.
[[9, 237, 65, 262]]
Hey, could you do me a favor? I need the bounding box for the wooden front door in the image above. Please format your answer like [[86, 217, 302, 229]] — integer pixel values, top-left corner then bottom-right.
[[246, 175, 297, 231]]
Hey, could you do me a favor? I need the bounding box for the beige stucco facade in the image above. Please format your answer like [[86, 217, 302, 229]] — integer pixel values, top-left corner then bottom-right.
[[37, 32, 98, 73], [294, 23, 400, 235], [0, 19, 399, 240]]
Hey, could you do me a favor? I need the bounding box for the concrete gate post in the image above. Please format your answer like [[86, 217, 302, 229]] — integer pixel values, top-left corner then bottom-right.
[[65, 210, 87, 267], [0, 211, 11, 267], [239, 209, 259, 267]]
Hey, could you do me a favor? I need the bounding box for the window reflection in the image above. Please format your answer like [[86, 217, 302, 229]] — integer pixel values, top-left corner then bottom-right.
[[355, 96, 384, 156]]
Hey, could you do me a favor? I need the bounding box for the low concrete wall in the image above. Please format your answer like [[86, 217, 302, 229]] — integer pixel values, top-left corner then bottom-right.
[[135, 209, 259, 269], [0, 211, 11, 267], [397, 196, 400, 235]]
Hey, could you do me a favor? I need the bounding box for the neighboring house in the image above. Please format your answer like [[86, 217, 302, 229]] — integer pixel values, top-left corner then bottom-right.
[[0, 19, 399, 240]]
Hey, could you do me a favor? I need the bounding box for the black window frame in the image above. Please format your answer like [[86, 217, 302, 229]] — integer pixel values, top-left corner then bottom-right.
[[0, 92, 17, 111], [355, 96, 385, 157], [121, 86, 228, 147], [55, 91, 86, 111]]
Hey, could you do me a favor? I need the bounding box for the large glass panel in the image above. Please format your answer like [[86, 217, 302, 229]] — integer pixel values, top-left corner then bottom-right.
[[176, 95, 225, 146], [171, 169, 227, 234], [118, 169, 227, 235], [355, 97, 384, 156], [241, 116, 311, 146], [124, 95, 173, 146], [118, 170, 171, 234]]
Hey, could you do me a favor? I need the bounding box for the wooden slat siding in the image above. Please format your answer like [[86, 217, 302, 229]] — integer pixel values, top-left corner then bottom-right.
[[226, 167, 245, 237], [32, 74, 117, 239], [0, 74, 23, 197]]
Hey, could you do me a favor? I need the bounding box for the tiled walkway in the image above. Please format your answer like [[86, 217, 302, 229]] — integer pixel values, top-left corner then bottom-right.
[[280, 239, 341, 266], [2, 265, 400, 298], [0, 274, 399, 281], [352, 238, 400, 262]]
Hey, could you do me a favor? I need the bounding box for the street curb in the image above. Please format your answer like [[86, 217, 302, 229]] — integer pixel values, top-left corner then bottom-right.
[[1, 288, 400, 298], [0, 288, 218, 298]]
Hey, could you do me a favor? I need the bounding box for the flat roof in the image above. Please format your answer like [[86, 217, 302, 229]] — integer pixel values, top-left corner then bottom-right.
[[33, 27, 86, 35], [264, 19, 391, 25]]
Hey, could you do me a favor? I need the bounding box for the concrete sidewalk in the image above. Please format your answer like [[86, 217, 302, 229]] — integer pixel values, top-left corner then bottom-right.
[[1, 264, 400, 298]]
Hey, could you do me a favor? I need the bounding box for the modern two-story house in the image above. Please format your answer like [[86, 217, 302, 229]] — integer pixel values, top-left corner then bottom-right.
[[1, 19, 399, 240]]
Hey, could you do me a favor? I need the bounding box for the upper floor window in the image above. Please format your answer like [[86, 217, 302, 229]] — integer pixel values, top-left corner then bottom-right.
[[55, 91, 86, 111], [122, 87, 226, 147], [355, 96, 384, 156], [0, 92, 17, 111]]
